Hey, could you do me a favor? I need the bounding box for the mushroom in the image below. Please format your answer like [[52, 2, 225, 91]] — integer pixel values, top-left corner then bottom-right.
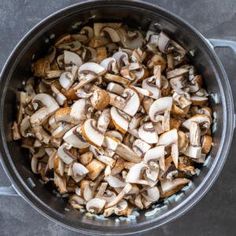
[[201, 135, 213, 154], [110, 107, 129, 134], [30, 94, 59, 125], [97, 109, 111, 134], [178, 131, 189, 153], [102, 27, 121, 42], [53, 155, 65, 176], [149, 97, 173, 122], [90, 86, 110, 110], [184, 145, 202, 159], [79, 152, 93, 165], [158, 129, 179, 167], [122, 88, 140, 116], [108, 93, 126, 110], [142, 186, 160, 203], [107, 82, 124, 95], [80, 180, 93, 201], [54, 173, 67, 194], [72, 162, 89, 182], [64, 50, 82, 67], [86, 198, 106, 214], [112, 51, 129, 68], [132, 139, 151, 157], [138, 122, 158, 144], [70, 99, 87, 123], [160, 178, 190, 197], [105, 175, 126, 188], [115, 143, 141, 163], [79, 62, 106, 75], [86, 159, 105, 180], [100, 57, 118, 73], [57, 143, 76, 164], [167, 67, 189, 79], [105, 73, 130, 86], [69, 194, 86, 209], [51, 83, 67, 106], [189, 122, 201, 146], [142, 77, 161, 99], [96, 155, 116, 167], [82, 119, 105, 147], [105, 183, 132, 208]]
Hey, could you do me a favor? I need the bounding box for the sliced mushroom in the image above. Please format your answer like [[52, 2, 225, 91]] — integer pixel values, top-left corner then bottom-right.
[[138, 122, 158, 144], [149, 97, 173, 122], [64, 50, 82, 67], [100, 57, 118, 73], [80, 180, 93, 201], [82, 119, 105, 147], [105, 175, 126, 188], [189, 122, 201, 146], [160, 178, 190, 197], [54, 173, 67, 194], [57, 143, 76, 164], [90, 86, 110, 110], [184, 145, 202, 159], [79, 152, 93, 165], [166, 67, 189, 79], [30, 94, 59, 125], [115, 143, 141, 163], [86, 198, 106, 214], [105, 73, 130, 86], [107, 82, 124, 95], [132, 139, 151, 157], [70, 99, 87, 123], [201, 135, 213, 154], [86, 159, 105, 180], [142, 186, 160, 203], [108, 93, 126, 110], [79, 62, 106, 75], [110, 107, 129, 134], [72, 162, 89, 182]]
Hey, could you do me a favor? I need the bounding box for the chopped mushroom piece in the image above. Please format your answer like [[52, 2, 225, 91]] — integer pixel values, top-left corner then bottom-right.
[[14, 22, 213, 217]]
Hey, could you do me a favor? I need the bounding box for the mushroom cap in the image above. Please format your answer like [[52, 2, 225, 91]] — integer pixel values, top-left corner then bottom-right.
[[149, 97, 173, 122], [90, 87, 110, 110], [82, 119, 105, 147]]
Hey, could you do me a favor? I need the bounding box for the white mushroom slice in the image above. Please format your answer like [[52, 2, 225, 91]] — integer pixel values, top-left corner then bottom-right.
[[109, 93, 126, 110], [103, 136, 119, 151], [182, 114, 211, 131], [138, 122, 158, 144], [86, 159, 105, 180], [96, 155, 115, 167], [201, 135, 213, 154], [57, 143, 76, 164], [97, 109, 111, 134], [105, 183, 132, 208], [126, 162, 149, 185], [53, 107, 73, 123], [142, 187, 160, 203], [106, 130, 123, 142], [129, 113, 142, 130], [82, 119, 104, 147], [112, 51, 129, 68], [157, 32, 170, 53], [78, 62, 106, 75], [166, 68, 189, 79], [110, 107, 129, 134], [122, 88, 140, 116], [30, 94, 59, 125], [51, 83, 67, 106], [73, 74, 97, 91], [64, 50, 82, 67], [158, 129, 179, 167], [86, 198, 106, 214], [72, 162, 89, 182], [184, 146, 202, 159], [190, 96, 208, 106], [51, 123, 73, 139], [161, 178, 190, 197], [115, 143, 141, 163], [105, 175, 126, 188], [142, 77, 161, 99], [102, 27, 121, 42], [107, 82, 124, 95], [59, 71, 75, 90], [63, 125, 89, 149], [130, 86, 152, 97], [144, 146, 165, 171], [114, 200, 132, 216], [149, 97, 173, 122], [189, 122, 201, 146], [100, 57, 118, 73], [132, 139, 151, 157], [70, 99, 87, 123]]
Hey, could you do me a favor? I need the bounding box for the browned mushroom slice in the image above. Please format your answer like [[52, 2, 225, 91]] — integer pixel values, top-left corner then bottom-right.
[[147, 54, 166, 71], [201, 135, 213, 154], [111, 158, 125, 175], [32, 57, 50, 77], [86, 159, 105, 180], [107, 82, 124, 95], [178, 130, 189, 153], [69, 194, 86, 209], [160, 178, 190, 197], [79, 152, 93, 166], [166, 67, 189, 79], [93, 23, 122, 37], [82, 119, 105, 147], [80, 180, 93, 201], [105, 73, 130, 86], [90, 87, 110, 110]]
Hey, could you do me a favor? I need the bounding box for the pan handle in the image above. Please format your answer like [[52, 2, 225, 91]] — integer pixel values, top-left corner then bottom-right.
[[0, 185, 18, 196], [209, 38, 236, 129], [209, 39, 236, 53]]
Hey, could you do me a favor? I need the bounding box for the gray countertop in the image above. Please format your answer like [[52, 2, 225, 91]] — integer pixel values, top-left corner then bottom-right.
[[0, 0, 236, 235]]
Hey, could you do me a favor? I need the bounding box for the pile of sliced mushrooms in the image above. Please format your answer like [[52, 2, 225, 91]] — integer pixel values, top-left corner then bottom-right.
[[12, 23, 213, 217]]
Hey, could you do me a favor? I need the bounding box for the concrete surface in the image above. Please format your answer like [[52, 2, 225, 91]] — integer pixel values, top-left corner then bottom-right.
[[0, 0, 236, 235]]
